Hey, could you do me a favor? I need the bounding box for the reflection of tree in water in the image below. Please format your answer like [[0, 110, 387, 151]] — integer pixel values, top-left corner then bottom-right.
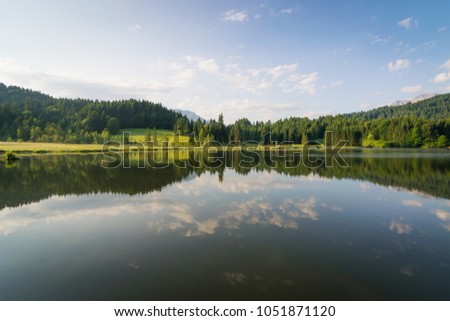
[[0, 151, 448, 209]]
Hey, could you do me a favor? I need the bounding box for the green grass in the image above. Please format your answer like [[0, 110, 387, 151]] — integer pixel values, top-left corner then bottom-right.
[[0, 129, 189, 155], [0, 142, 105, 154], [111, 128, 189, 144]]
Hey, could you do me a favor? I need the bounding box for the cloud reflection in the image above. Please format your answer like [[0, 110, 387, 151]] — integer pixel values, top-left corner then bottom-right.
[[402, 199, 423, 207], [389, 221, 412, 234], [1, 168, 445, 241], [280, 197, 319, 220], [223, 272, 247, 285], [434, 209, 450, 221]]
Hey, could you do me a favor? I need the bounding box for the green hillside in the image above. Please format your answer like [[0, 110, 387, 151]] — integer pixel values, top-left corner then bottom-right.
[[343, 94, 450, 120], [0, 83, 188, 143], [0, 82, 449, 148]]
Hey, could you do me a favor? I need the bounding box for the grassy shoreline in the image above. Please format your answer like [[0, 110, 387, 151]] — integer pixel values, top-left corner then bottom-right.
[[1, 141, 448, 156], [0, 141, 360, 154], [0, 142, 105, 154]]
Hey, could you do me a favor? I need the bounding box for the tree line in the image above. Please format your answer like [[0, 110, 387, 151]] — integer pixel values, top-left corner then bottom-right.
[[0, 82, 449, 147], [186, 94, 450, 148], [0, 83, 186, 143]]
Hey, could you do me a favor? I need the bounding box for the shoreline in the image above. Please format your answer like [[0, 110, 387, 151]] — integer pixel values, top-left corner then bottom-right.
[[1, 141, 448, 156]]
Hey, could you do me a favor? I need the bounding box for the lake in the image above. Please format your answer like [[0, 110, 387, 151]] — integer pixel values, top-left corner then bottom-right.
[[0, 149, 449, 300]]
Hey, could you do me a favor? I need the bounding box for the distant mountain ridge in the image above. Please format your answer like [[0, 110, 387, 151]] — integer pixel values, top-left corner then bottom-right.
[[388, 93, 438, 107], [172, 108, 206, 122]]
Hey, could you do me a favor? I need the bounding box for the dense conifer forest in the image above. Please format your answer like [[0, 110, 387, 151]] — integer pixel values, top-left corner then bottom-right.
[[0, 82, 449, 147]]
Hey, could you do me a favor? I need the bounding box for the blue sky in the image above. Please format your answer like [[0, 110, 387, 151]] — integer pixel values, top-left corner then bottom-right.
[[1, 0, 449, 123]]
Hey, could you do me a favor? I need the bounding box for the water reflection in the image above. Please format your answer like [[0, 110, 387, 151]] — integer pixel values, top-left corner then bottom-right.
[[0, 151, 449, 300], [389, 221, 413, 234], [2, 165, 450, 239], [0, 150, 449, 211]]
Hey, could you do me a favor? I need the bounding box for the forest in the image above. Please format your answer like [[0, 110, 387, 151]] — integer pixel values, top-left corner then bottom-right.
[[0, 83, 185, 144], [0, 82, 449, 147]]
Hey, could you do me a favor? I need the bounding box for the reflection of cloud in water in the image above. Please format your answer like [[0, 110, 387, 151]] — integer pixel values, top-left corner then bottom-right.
[[360, 182, 371, 192], [280, 197, 319, 220], [221, 196, 322, 230], [146, 202, 222, 237], [434, 209, 450, 221], [0, 168, 333, 236], [321, 202, 343, 213], [389, 221, 412, 234], [402, 199, 423, 208], [0, 194, 161, 235], [268, 213, 298, 229], [0, 216, 35, 236], [223, 272, 247, 285], [186, 219, 219, 237], [400, 265, 414, 277], [176, 172, 298, 196], [127, 261, 141, 270], [176, 171, 297, 196], [0, 193, 323, 237]]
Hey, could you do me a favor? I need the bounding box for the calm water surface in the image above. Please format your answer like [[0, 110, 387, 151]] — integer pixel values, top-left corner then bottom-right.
[[0, 150, 449, 300]]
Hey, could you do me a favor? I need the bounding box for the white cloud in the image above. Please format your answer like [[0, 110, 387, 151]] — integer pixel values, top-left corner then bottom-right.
[[171, 68, 195, 86], [254, 13, 262, 20], [405, 47, 417, 54], [280, 8, 294, 15], [221, 62, 308, 95], [441, 59, 450, 70], [388, 59, 411, 72], [0, 57, 195, 101], [279, 72, 318, 95], [128, 24, 141, 32], [331, 80, 343, 87], [432, 72, 450, 83], [398, 17, 417, 29], [401, 85, 422, 93], [214, 99, 298, 122], [370, 35, 389, 44], [266, 63, 298, 79], [184, 56, 219, 74], [197, 58, 219, 74], [430, 59, 450, 83], [222, 63, 272, 94], [446, 85, 450, 91], [223, 10, 249, 22], [438, 26, 447, 32]]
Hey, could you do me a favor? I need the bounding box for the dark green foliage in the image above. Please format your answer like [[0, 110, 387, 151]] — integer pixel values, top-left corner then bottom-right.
[[200, 95, 448, 147], [0, 83, 449, 147], [0, 83, 189, 143], [106, 117, 120, 134], [343, 94, 450, 120], [4, 151, 19, 161]]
